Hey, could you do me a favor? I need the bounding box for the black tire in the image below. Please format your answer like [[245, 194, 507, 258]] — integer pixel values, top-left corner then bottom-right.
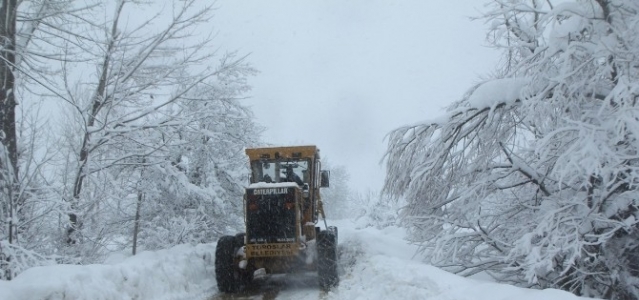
[[215, 236, 240, 293], [234, 233, 246, 249], [317, 230, 339, 289], [234, 233, 254, 285], [216, 235, 253, 293]]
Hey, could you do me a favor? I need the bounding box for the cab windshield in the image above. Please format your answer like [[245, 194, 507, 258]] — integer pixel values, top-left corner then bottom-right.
[[251, 159, 310, 185]]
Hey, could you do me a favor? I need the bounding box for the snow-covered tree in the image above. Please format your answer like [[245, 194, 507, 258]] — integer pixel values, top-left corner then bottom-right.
[[320, 162, 351, 219], [0, 0, 92, 279], [53, 0, 259, 259], [0, 0, 259, 278], [128, 72, 260, 252], [0, 0, 21, 279], [384, 1, 639, 298], [350, 189, 398, 229]]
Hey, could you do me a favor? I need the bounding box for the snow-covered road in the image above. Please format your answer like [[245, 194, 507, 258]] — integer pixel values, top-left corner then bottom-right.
[[0, 220, 594, 299]]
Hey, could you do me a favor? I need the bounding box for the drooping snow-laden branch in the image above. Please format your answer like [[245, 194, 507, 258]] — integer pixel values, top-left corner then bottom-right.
[[385, 0, 639, 299], [385, 1, 639, 298]]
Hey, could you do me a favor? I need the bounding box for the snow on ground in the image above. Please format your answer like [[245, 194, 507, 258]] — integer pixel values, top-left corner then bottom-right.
[[327, 220, 591, 300], [0, 244, 218, 300], [0, 220, 595, 300]]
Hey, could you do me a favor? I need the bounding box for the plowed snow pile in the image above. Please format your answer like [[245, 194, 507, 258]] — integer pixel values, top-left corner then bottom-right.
[[330, 221, 588, 300], [0, 220, 595, 300]]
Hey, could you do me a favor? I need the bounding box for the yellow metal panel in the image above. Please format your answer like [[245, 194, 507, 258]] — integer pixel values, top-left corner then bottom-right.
[[246, 243, 299, 258], [245, 145, 318, 161]]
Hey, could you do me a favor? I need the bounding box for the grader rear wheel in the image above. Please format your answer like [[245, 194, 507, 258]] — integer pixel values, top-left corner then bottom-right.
[[215, 235, 252, 293], [317, 229, 339, 289]]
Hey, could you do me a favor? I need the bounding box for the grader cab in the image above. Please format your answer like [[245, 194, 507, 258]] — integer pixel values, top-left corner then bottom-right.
[[214, 145, 338, 292]]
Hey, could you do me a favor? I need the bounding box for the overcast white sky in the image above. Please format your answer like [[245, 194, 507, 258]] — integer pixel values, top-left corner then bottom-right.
[[212, 1, 499, 193]]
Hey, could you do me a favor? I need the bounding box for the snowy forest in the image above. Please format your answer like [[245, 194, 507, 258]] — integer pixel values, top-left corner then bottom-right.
[[0, 0, 366, 284], [0, 0, 264, 279], [2, 0, 638, 300], [385, 0, 639, 299]]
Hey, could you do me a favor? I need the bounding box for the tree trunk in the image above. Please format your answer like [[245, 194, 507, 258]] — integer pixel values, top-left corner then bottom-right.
[[0, 0, 18, 177], [132, 191, 143, 255], [67, 0, 125, 244], [0, 0, 18, 280]]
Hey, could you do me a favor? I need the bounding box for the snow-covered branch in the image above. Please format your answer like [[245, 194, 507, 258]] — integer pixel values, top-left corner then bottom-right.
[[385, 0, 639, 298]]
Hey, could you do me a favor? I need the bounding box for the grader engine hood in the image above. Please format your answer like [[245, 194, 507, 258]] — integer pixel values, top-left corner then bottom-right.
[[245, 182, 301, 250]]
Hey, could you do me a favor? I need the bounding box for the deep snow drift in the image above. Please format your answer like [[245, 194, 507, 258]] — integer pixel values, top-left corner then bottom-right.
[[0, 220, 594, 300], [0, 243, 217, 300]]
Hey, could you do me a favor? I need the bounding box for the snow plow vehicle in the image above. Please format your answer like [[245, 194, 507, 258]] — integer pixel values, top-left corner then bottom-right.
[[215, 145, 338, 292]]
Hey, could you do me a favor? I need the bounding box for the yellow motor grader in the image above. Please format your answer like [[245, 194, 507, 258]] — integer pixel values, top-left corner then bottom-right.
[[215, 145, 338, 292]]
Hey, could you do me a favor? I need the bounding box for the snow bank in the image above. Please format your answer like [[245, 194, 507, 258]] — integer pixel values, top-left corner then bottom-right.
[[334, 254, 587, 300], [329, 220, 593, 300], [0, 244, 216, 300], [0, 220, 598, 300]]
